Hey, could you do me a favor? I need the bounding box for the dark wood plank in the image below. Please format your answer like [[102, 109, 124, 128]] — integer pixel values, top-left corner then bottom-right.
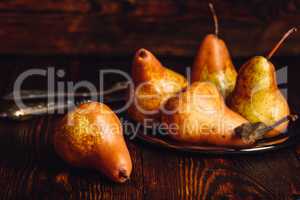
[[140, 142, 300, 200], [0, 0, 299, 56], [0, 58, 145, 200], [0, 0, 89, 12], [0, 115, 145, 200], [0, 0, 299, 18], [0, 56, 300, 200], [297, 146, 300, 156]]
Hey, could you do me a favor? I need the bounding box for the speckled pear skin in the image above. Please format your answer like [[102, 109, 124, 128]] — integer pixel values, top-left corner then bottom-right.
[[128, 48, 188, 124], [192, 34, 237, 98], [161, 82, 251, 148], [54, 102, 132, 183], [229, 56, 290, 137]]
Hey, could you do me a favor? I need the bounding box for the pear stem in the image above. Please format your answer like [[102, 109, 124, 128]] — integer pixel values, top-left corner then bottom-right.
[[267, 27, 298, 59], [209, 3, 219, 36], [234, 114, 298, 144], [139, 49, 147, 58]]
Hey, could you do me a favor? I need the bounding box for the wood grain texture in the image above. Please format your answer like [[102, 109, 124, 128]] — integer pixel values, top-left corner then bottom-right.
[[0, 0, 299, 56], [0, 56, 299, 199]]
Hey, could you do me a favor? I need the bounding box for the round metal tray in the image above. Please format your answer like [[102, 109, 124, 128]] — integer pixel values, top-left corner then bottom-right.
[[124, 116, 299, 155]]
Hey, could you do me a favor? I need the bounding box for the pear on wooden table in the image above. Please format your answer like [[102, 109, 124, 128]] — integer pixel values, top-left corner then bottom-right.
[[54, 102, 132, 183]]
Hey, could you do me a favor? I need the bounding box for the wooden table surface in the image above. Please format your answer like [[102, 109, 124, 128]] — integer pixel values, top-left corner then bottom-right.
[[0, 55, 300, 200]]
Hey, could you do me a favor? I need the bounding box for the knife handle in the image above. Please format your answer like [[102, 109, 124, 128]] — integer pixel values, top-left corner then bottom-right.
[[0, 100, 80, 121]]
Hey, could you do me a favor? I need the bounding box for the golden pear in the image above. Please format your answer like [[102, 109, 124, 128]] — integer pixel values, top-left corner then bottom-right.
[[54, 102, 132, 183], [192, 3, 237, 98], [128, 48, 187, 124], [161, 82, 255, 148]]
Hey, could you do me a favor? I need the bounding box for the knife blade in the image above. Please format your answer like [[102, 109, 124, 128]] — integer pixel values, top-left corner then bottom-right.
[[2, 81, 130, 100], [0, 81, 129, 121]]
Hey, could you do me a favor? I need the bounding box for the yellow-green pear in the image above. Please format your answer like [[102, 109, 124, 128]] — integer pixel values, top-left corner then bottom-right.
[[229, 28, 297, 137], [192, 3, 237, 98]]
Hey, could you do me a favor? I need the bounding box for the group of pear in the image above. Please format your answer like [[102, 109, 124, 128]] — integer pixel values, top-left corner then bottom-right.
[[129, 27, 296, 149], [52, 4, 297, 183]]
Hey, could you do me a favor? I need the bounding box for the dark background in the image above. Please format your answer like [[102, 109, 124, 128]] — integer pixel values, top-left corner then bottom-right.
[[0, 0, 299, 57], [1, 1, 300, 200], [0, 0, 299, 93]]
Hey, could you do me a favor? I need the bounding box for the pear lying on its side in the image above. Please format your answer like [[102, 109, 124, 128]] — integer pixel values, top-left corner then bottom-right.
[[128, 48, 187, 124], [161, 82, 255, 148], [54, 102, 132, 183], [229, 56, 290, 137]]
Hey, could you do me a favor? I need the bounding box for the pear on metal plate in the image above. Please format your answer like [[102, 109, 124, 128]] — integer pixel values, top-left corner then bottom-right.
[[229, 28, 297, 137], [128, 48, 188, 124], [192, 3, 237, 98]]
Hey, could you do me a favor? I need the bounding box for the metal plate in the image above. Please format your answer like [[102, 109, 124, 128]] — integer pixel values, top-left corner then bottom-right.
[[124, 115, 300, 155]]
